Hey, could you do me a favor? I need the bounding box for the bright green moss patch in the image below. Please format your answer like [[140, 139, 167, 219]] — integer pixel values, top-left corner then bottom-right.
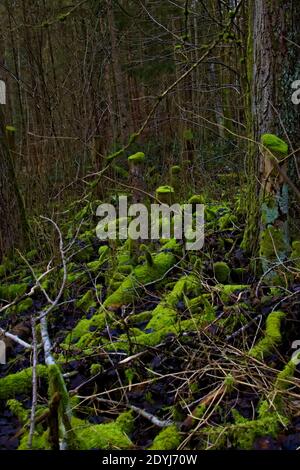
[[74, 411, 134, 449], [103, 251, 176, 308], [156, 185, 174, 195], [250, 311, 285, 359], [149, 425, 181, 450], [64, 311, 107, 345], [0, 366, 48, 400], [261, 134, 288, 158], [128, 151, 145, 163]]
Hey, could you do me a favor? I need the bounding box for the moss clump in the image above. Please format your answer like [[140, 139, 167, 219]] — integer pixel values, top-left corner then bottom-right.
[[170, 165, 181, 174], [64, 311, 107, 345], [149, 425, 181, 450], [217, 284, 248, 303], [103, 251, 176, 308], [16, 297, 33, 314], [7, 399, 28, 424], [188, 194, 205, 205], [90, 363, 103, 376], [261, 134, 288, 158], [75, 411, 134, 450], [128, 151, 145, 164], [0, 283, 27, 301], [275, 360, 296, 391], [249, 311, 285, 359], [213, 262, 230, 283], [0, 366, 48, 400], [75, 290, 96, 311], [156, 186, 175, 204], [202, 401, 285, 450]]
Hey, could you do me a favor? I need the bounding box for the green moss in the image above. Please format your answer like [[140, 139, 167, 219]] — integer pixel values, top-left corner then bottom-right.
[[103, 251, 175, 308], [213, 262, 230, 283], [127, 311, 153, 325], [275, 360, 296, 391], [218, 213, 237, 230], [261, 134, 288, 158], [7, 399, 28, 424], [48, 364, 79, 449], [188, 194, 205, 205], [64, 311, 107, 345], [18, 429, 50, 450], [75, 411, 134, 449], [0, 366, 48, 400], [16, 298, 33, 313], [90, 363, 103, 376], [156, 185, 174, 195], [75, 290, 96, 311], [249, 311, 285, 359], [203, 404, 285, 450], [149, 425, 181, 450], [128, 151, 145, 163], [0, 283, 27, 301], [217, 284, 248, 303], [171, 165, 181, 174]]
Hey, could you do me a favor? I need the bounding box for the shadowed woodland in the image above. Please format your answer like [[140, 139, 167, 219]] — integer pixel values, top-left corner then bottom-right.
[[0, 0, 300, 451]]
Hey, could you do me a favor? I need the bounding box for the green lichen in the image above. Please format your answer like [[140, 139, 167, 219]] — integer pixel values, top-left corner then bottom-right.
[[249, 311, 285, 359], [149, 425, 181, 450], [0, 366, 48, 400], [213, 262, 230, 283], [261, 134, 288, 159]]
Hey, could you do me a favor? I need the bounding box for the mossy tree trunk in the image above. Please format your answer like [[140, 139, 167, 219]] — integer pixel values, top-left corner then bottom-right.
[[242, 0, 300, 274]]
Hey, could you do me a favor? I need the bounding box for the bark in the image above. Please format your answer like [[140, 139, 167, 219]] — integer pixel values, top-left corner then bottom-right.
[[242, 0, 300, 263]]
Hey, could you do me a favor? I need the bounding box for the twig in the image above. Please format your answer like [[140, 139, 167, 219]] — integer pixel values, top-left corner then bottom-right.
[[0, 327, 32, 349]]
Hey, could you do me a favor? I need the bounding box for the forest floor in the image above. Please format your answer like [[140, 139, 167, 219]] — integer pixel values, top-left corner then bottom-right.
[[0, 196, 300, 450]]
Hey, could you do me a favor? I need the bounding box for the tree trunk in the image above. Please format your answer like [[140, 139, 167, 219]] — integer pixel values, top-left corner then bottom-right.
[[242, 0, 300, 277]]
